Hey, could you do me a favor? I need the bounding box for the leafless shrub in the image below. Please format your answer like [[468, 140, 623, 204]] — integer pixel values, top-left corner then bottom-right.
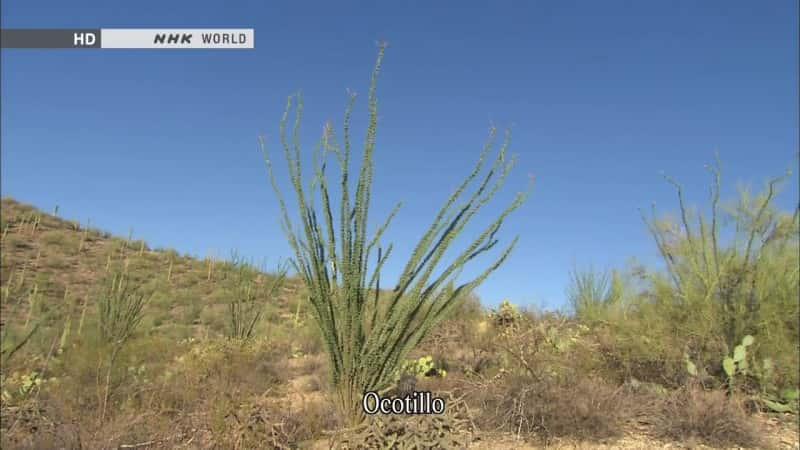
[[653, 386, 764, 448], [470, 373, 629, 444]]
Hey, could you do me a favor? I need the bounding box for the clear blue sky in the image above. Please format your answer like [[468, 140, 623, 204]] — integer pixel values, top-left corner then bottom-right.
[[2, 1, 797, 309]]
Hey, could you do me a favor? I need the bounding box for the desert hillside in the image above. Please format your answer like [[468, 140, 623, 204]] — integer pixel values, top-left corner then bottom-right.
[[0, 197, 797, 449]]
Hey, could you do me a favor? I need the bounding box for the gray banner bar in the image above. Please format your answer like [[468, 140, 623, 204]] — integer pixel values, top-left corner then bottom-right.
[[1, 29, 101, 48]]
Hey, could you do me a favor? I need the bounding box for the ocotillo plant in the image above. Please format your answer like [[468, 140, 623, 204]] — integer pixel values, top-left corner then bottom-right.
[[96, 265, 150, 422], [58, 287, 71, 354], [227, 258, 287, 342], [0, 283, 42, 366], [30, 213, 41, 236], [206, 250, 215, 281], [97, 268, 148, 346], [261, 44, 531, 423]]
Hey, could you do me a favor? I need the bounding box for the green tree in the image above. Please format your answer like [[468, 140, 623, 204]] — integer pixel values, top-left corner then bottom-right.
[[641, 157, 798, 384]]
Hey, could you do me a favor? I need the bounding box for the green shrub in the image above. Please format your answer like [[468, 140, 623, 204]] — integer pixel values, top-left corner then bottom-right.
[[42, 254, 69, 270], [642, 162, 797, 366], [592, 160, 799, 391], [181, 297, 203, 325], [40, 230, 79, 252], [568, 267, 633, 323]]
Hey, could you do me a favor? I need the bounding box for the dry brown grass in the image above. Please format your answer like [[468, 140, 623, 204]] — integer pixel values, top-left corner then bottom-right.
[[653, 386, 764, 448], [469, 373, 631, 444]]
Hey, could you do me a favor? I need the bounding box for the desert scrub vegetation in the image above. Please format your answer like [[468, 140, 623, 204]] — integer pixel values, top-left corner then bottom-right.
[[646, 162, 797, 392], [261, 43, 531, 424], [0, 198, 323, 448], [225, 254, 287, 342], [1, 181, 797, 448], [642, 161, 798, 351], [567, 266, 633, 324], [653, 385, 764, 448], [559, 160, 799, 439], [95, 263, 151, 422], [458, 305, 633, 444]]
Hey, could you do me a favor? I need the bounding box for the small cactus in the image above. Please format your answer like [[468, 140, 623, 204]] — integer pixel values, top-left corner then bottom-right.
[[723, 335, 754, 388], [391, 355, 447, 392], [490, 300, 521, 328]]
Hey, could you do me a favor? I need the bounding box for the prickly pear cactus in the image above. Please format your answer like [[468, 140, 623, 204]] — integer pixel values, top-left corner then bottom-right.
[[395, 356, 446, 381], [723, 335, 755, 389], [388, 356, 447, 397]]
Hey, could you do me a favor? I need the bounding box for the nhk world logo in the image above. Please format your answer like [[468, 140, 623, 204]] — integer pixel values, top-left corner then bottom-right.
[[0, 28, 254, 49], [153, 31, 249, 46]]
